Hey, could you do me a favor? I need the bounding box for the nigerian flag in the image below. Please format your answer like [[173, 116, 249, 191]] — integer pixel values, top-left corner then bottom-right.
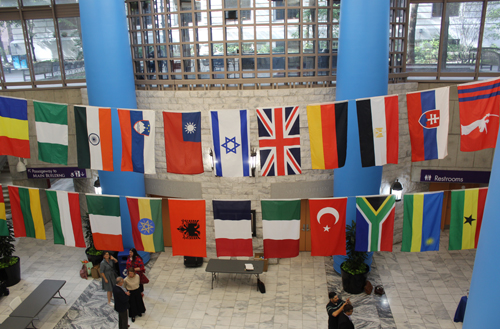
[[34, 101, 68, 165]]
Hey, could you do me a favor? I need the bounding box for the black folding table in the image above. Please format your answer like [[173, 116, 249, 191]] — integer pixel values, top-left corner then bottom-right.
[[205, 259, 264, 290]]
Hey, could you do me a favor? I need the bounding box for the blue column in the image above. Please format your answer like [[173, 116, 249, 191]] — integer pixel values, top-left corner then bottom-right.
[[463, 130, 500, 327], [80, 0, 145, 249], [332, 0, 390, 273]]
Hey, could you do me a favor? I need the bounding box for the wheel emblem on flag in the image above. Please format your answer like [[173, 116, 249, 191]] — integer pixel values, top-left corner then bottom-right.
[[418, 110, 440, 129], [177, 219, 201, 239], [88, 133, 100, 145], [138, 218, 155, 235], [221, 136, 240, 154], [133, 120, 151, 136]]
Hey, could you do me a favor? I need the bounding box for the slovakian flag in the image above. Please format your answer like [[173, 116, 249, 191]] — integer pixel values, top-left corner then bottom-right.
[[0, 96, 30, 158], [406, 87, 449, 162], [210, 109, 250, 177], [163, 111, 203, 175], [86, 194, 123, 251], [402, 192, 443, 252], [262, 199, 301, 259], [8, 186, 46, 239], [34, 101, 68, 165], [127, 197, 163, 253], [309, 197, 347, 256], [168, 199, 206, 257], [46, 190, 85, 248], [213, 200, 253, 257], [306, 102, 347, 170], [449, 187, 488, 250], [355, 195, 395, 252], [118, 109, 156, 174], [457, 78, 500, 152], [75, 106, 114, 171], [0, 185, 8, 236], [356, 95, 399, 167]]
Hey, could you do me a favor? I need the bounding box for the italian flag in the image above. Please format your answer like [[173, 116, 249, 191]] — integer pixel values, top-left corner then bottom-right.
[[126, 197, 163, 253], [261, 199, 301, 259], [0, 184, 7, 236], [86, 194, 123, 251], [34, 101, 68, 165], [46, 190, 85, 248], [8, 186, 46, 239]]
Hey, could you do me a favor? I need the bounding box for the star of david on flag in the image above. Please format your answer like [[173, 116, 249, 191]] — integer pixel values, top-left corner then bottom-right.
[[210, 109, 250, 177]]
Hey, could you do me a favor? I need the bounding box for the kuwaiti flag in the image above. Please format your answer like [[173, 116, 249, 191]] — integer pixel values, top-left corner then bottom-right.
[[86, 194, 123, 251], [0, 96, 29, 158], [8, 186, 46, 239], [75, 106, 114, 171], [356, 95, 399, 167], [34, 101, 68, 165], [262, 199, 301, 259], [355, 195, 395, 252], [126, 197, 164, 253], [210, 109, 250, 177], [46, 190, 85, 248], [118, 109, 156, 174], [406, 87, 449, 162], [213, 200, 253, 257], [309, 197, 347, 256], [0, 185, 7, 236]]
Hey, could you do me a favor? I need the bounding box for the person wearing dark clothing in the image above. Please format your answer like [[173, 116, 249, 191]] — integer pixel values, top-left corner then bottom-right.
[[113, 277, 130, 329], [326, 291, 350, 329], [338, 303, 355, 329]]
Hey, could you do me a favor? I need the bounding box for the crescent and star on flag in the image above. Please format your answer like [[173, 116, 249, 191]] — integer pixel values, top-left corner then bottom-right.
[[317, 207, 339, 232]]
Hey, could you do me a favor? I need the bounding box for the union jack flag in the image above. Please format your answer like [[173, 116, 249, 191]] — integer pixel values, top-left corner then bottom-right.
[[256, 106, 301, 176]]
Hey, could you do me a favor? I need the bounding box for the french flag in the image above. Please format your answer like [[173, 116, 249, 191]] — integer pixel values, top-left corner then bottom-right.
[[406, 87, 449, 162], [213, 200, 253, 257]]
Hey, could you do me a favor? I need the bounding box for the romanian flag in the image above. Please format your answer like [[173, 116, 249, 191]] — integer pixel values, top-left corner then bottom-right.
[[126, 197, 164, 253], [118, 109, 156, 174], [449, 187, 488, 250], [0, 96, 30, 158], [75, 106, 114, 171], [402, 192, 443, 252], [8, 186, 46, 239], [168, 199, 206, 257], [306, 101, 348, 170], [0, 185, 7, 236]]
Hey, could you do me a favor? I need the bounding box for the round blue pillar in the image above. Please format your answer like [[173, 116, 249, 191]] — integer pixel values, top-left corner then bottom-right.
[[333, 0, 390, 273], [80, 0, 145, 249], [463, 130, 500, 327]]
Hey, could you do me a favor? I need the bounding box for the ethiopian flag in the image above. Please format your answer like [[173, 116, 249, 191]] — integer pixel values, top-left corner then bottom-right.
[[402, 192, 443, 252], [449, 187, 488, 250], [126, 197, 163, 253], [8, 186, 46, 239], [0, 184, 7, 236]]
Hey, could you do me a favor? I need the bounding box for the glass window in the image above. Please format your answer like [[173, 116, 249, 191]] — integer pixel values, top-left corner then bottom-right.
[[212, 27, 224, 41], [272, 41, 285, 54], [226, 27, 239, 40], [1, 0, 19, 6], [227, 43, 239, 55], [288, 56, 300, 70], [257, 57, 270, 70], [480, 1, 500, 72], [57, 17, 85, 80], [256, 26, 269, 39], [0, 20, 29, 83], [197, 28, 209, 42], [256, 42, 269, 54], [242, 57, 254, 70], [23, 0, 51, 5], [25, 19, 61, 81], [272, 26, 284, 39], [242, 26, 254, 40], [288, 41, 300, 54], [242, 42, 255, 54]]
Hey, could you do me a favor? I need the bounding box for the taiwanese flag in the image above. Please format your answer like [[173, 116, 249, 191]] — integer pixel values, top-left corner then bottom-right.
[[168, 199, 206, 257], [309, 197, 347, 256], [213, 200, 253, 257], [163, 111, 203, 174], [306, 102, 347, 170], [457, 78, 500, 152]]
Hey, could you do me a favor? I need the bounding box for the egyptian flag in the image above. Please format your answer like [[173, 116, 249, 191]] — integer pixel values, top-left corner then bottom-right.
[[356, 95, 399, 167], [126, 197, 164, 253], [309, 197, 347, 256], [213, 200, 253, 257], [168, 199, 206, 257], [306, 101, 348, 170]]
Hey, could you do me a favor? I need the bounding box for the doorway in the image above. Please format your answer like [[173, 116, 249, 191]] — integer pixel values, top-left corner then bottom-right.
[[299, 199, 311, 251]]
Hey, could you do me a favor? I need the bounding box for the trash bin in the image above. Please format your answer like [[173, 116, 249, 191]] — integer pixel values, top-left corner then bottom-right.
[[117, 249, 151, 278]]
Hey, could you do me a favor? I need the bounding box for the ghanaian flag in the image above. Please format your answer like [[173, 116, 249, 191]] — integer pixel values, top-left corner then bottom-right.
[[126, 197, 164, 253]]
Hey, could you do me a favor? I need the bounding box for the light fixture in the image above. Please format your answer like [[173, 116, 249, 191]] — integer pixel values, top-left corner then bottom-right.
[[390, 179, 403, 202], [16, 158, 26, 173], [209, 149, 214, 170], [94, 177, 102, 195], [250, 148, 257, 177]]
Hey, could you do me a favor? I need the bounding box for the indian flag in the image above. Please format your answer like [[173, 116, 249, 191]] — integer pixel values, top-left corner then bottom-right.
[[0, 184, 7, 236], [75, 106, 114, 171], [449, 187, 488, 250], [86, 194, 123, 251], [126, 197, 163, 253], [8, 186, 46, 239], [46, 190, 85, 248], [34, 101, 68, 165], [261, 199, 301, 259]]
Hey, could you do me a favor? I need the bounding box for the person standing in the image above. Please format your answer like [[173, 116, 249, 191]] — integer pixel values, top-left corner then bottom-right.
[[100, 251, 118, 305], [326, 291, 350, 329], [113, 277, 130, 329], [338, 303, 355, 329], [126, 248, 146, 290], [124, 268, 146, 322]]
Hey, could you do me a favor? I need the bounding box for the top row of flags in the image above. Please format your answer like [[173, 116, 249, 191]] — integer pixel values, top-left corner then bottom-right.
[[0, 78, 498, 176]]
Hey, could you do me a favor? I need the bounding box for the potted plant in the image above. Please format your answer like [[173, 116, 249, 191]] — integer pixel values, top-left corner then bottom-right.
[[0, 222, 21, 287], [83, 214, 103, 266], [340, 222, 369, 294]]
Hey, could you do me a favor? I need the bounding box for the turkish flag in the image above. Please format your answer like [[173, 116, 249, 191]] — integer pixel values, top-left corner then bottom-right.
[[309, 198, 347, 256], [168, 199, 207, 257]]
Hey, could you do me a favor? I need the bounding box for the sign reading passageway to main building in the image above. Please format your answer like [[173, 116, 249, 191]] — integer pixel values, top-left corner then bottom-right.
[[27, 167, 87, 179], [420, 169, 490, 184]]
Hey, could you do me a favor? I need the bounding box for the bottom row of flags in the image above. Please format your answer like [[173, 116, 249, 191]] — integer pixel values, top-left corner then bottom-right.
[[0, 184, 488, 258]]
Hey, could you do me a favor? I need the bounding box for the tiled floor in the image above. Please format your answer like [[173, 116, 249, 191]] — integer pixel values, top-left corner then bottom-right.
[[0, 225, 471, 329]]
